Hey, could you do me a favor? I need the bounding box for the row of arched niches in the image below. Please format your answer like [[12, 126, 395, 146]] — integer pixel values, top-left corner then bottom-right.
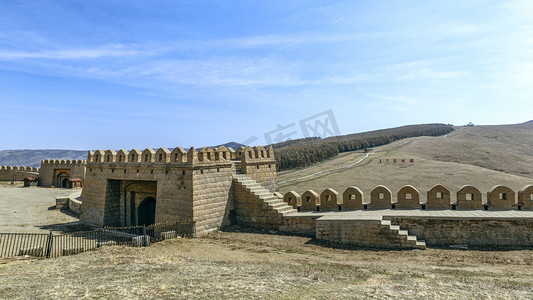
[[282, 184, 533, 211]]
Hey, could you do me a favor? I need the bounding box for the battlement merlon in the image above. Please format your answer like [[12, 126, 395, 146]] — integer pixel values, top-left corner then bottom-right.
[[85, 145, 276, 167], [0, 165, 39, 172], [40, 159, 86, 166]]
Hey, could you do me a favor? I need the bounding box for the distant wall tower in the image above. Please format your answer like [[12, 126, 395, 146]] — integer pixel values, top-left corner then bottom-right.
[[39, 159, 86, 187]]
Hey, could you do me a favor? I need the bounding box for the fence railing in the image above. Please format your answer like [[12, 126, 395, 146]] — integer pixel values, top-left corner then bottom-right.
[[0, 220, 194, 259]]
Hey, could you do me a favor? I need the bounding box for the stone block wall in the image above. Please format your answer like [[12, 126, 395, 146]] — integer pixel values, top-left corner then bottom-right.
[[487, 185, 516, 209], [282, 184, 533, 211], [426, 184, 451, 209], [240, 146, 278, 192], [80, 146, 267, 237], [316, 217, 417, 248], [280, 215, 320, 236], [396, 185, 420, 209], [385, 216, 533, 247], [192, 164, 234, 236], [81, 158, 194, 228], [233, 182, 283, 229], [39, 159, 86, 187], [0, 166, 39, 181]]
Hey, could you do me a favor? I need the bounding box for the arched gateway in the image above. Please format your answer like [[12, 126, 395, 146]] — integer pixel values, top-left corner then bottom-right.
[[138, 197, 156, 226]]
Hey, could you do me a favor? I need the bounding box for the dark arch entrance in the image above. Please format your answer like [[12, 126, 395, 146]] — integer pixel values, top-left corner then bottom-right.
[[56, 172, 70, 188], [138, 197, 156, 226]]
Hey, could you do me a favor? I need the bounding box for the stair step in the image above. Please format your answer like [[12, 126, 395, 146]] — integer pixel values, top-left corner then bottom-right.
[[398, 230, 408, 236], [245, 186, 263, 191], [389, 225, 400, 231], [275, 206, 294, 213], [282, 209, 298, 215], [246, 186, 263, 191], [381, 220, 391, 226], [240, 180, 257, 185], [407, 235, 417, 241], [265, 199, 283, 204]]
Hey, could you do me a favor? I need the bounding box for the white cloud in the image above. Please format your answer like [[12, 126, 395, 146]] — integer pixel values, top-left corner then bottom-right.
[[0, 44, 159, 60]]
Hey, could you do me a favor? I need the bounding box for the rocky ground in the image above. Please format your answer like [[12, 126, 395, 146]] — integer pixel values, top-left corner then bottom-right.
[[1, 226, 532, 299]]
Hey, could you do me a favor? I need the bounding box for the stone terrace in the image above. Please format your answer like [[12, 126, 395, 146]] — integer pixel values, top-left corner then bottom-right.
[[286, 210, 533, 249]]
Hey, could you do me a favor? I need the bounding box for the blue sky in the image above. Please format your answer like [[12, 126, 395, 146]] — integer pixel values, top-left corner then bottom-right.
[[0, 1, 532, 150]]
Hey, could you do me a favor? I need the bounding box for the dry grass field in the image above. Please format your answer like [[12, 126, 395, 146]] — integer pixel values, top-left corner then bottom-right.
[[279, 122, 533, 199], [1, 227, 532, 299]]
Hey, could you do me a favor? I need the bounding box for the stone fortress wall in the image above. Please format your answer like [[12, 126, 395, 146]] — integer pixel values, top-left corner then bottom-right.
[[283, 184, 533, 249], [0, 165, 39, 181], [39, 159, 86, 187], [27, 143, 533, 249], [80, 145, 277, 237], [283, 184, 533, 211]]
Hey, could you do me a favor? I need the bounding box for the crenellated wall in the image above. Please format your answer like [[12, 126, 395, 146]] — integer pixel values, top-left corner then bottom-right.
[[283, 184, 533, 211], [39, 159, 86, 187], [0, 165, 39, 181], [87, 146, 236, 165], [80, 145, 275, 237], [239, 146, 278, 192]]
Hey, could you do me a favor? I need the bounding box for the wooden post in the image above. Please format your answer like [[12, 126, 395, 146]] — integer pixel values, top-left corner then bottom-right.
[[143, 225, 147, 247], [45, 232, 53, 258]]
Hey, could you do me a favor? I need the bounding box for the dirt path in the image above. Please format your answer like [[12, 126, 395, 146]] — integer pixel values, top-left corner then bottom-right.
[[0, 184, 78, 233]]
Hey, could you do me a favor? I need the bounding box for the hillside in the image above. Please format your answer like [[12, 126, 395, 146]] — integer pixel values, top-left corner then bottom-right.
[[396, 122, 533, 178], [273, 123, 454, 171], [278, 121, 533, 199], [0, 150, 88, 167]]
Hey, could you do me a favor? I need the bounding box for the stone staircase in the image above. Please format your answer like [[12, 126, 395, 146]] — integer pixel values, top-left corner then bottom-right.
[[231, 161, 297, 226], [380, 219, 426, 249], [231, 160, 243, 175]]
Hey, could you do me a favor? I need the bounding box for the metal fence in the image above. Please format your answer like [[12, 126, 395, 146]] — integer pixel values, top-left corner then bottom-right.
[[0, 220, 194, 259]]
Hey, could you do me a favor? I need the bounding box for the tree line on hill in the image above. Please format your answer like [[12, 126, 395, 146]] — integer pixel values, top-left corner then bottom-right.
[[273, 123, 454, 171]]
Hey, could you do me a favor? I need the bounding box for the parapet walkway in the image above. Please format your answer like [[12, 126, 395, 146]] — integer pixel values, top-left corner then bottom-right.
[[288, 209, 533, 220], [284, 210, 533, 249]]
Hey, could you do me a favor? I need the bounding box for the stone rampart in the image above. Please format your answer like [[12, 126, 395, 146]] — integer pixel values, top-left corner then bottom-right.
[[39, 159, 86, 187], [385, 216, 533, 247], [282, 184, 533, 211], [239, 146, 278, 192], [80, 145, 276, 237], [316, 216, 422, 249], [0, 165, 39, 181]]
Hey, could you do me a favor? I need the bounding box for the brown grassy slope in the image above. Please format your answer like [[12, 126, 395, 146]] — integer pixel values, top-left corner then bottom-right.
[[397, 122, 533, 178], [278, 122, 533, 201]]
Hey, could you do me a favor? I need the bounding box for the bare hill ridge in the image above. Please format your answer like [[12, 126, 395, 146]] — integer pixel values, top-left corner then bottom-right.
[[399, 121, 533, 178], [279, 121, 533, 197], [0, 150, 87, 168]]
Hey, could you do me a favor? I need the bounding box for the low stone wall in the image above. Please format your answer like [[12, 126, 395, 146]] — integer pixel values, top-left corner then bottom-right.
[[315, 217, 416, 248], [55, 191, 82, 215], [69, 197, 82, 215], [0, 169, 38, 181], [385, 216, 533, 247], [55, 197, 69, 210], [233, 182, 283, 229], [280, 215, 320, 236]]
